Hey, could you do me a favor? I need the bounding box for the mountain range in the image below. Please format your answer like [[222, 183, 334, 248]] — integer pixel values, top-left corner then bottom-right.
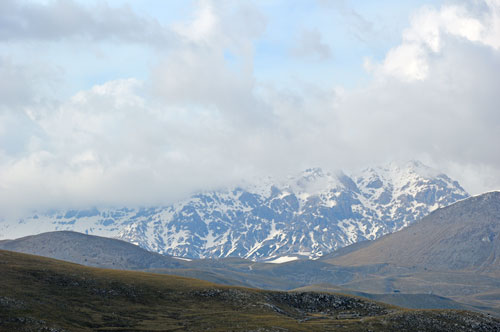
[[0, 160, 469, 260], [2, 191, 499, 316]]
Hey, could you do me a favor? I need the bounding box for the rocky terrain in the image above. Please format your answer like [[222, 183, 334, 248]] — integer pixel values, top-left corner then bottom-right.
[[0, 161, 468, 260]]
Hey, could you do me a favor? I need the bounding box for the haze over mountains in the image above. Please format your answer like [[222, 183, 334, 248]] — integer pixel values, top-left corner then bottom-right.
[[0, 161, 468, 260]]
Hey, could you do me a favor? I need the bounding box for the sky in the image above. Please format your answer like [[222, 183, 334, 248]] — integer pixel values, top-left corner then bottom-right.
[[0, 0, 499, 215]]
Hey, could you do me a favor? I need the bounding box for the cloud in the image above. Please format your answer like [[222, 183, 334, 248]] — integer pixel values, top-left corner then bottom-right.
[[316, 0, 375, 43], [370, 1, 500, 81], [0, 79, 196, 213], [0, 1, 270, 215], [0, 56, 60, 109], [341, 0, 500, 192], [0, 76, 340, 215], [0, 0, 172, 46], [151, 1, 268, 126], [1, 0, 500, 217], [291, 28, 332, 61], [172, 0, 218, 43]]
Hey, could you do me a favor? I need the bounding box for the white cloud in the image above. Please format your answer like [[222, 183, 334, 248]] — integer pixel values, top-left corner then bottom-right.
[[372, 0, 500, 81], [380, 42, 429, 81], [172, 0, 218, 43]]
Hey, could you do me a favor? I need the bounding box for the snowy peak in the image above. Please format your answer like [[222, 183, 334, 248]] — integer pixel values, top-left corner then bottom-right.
[[0, 161, 469, 260], [355, 161, 466, 205], [352, 161, 468, 230], [290, 168, 346, 194]]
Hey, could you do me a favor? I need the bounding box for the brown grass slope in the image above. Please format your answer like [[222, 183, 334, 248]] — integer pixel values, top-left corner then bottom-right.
[[326, 191, 500, 272], [1, 250, 499, 332]]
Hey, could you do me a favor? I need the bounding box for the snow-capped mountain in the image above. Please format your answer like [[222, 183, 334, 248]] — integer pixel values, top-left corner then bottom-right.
[[0, 161, 469, 260]]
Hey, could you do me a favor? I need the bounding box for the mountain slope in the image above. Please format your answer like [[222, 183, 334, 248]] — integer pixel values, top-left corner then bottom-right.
[[325, 191, 500, 273], [0, 161, 469, 260], [1, 249, 499, 332], [0, 231, 186, 270], [2, 230, 499, 315]]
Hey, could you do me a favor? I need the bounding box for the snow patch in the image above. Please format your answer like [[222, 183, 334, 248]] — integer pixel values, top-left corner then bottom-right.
[[265, 256, 299, 264], [173, 257, 192, 262]]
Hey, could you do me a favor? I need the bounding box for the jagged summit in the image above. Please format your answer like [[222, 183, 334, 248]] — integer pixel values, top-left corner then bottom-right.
[[0, 161, 469, 260]]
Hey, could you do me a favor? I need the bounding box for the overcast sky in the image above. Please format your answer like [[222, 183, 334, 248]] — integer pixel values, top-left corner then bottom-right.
[[1, 0, 499, 215]]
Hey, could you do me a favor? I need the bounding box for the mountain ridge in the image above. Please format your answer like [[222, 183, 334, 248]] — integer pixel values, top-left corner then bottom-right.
[[0, 161, 469, 260]]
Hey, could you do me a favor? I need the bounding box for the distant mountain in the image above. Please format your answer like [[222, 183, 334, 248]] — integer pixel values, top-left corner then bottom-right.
[[325, 191, 500, 273], [0, 161, 469, 260], [0, 231, 186, 270]]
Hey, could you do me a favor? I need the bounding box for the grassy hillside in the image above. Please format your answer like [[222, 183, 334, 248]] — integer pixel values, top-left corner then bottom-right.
[[1, 250, 499, 331]]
